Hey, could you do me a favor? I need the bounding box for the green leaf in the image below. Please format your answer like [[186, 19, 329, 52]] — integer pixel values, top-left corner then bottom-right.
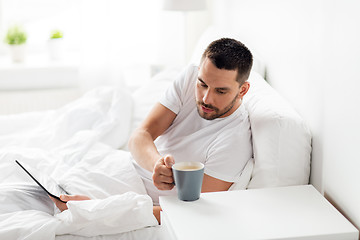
[[50, 29, 63, 39], [4, 25, 27, 45]]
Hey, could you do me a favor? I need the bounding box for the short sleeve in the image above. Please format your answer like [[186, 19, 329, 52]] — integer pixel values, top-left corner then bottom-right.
[[159, 65, 197, 114], [204, 122, 252, 183]]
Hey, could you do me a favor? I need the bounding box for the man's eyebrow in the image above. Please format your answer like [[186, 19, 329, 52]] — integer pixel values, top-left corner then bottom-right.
[[216, 87, 230, 91], [197, 78, 230, 91], [197, 77, 206, 85]]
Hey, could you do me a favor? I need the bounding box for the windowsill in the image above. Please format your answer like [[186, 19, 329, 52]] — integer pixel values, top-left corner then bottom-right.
[[0, 53, 80, 90]]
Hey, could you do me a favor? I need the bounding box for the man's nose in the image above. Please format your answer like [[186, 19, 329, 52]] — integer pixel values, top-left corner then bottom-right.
[[203, 90, 213, 105]]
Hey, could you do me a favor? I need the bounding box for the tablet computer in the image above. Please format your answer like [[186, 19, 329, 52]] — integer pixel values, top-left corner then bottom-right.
[[15, 160, 69, 203]]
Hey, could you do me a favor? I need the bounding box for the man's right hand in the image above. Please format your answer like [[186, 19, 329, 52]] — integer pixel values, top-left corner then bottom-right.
[[152, 155, 175, 190]]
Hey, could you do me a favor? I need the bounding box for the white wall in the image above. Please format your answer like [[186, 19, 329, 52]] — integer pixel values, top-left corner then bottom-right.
[[322, 0, 360, 231], [210, 0, 360, 233]]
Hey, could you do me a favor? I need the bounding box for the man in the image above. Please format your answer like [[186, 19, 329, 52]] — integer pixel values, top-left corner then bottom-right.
[[54, 38, 253, 223]]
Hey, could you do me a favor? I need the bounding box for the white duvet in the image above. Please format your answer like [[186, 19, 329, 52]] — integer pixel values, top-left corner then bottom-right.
[[0, 87, 158, 239]]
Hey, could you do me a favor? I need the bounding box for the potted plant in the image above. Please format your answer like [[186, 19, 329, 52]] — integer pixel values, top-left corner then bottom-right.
[[48, 29, 64, 60], [4, 25, 27, 62]]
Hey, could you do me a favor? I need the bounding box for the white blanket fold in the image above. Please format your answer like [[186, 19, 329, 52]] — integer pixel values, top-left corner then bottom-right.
[[55, 193, 157, 237]]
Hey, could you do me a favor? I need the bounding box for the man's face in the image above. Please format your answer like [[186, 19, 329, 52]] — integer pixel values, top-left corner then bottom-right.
[[195, 58, 249, 120]]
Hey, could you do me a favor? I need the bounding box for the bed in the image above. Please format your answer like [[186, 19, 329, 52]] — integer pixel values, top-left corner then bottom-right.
[[0, 29, 312, 239]]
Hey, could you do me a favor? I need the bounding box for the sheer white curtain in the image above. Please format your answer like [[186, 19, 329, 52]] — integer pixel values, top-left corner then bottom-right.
[[79, 0, 161, 89], [0, 0, 184, 89]]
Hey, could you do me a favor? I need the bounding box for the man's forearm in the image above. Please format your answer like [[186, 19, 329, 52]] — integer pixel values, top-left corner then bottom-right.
[[128, 129, 161, 172]]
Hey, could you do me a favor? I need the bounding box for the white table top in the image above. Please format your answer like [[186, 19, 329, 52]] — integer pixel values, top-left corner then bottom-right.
[[159, 185, 358, 240]]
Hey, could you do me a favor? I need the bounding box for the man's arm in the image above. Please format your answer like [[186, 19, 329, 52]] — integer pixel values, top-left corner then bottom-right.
[[128, 102, 177, 190], [202, 174, 233, 192]]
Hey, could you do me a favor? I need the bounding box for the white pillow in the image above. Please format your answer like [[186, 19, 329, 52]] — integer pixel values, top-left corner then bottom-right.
[[244, 72, 312, 188]]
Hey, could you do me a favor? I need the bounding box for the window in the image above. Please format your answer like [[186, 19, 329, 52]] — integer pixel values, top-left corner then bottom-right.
[[0, 0, 171, 65], [0, 0, 186, 89]]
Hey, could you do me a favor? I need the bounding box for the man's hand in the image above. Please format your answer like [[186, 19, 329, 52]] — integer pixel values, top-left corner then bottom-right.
[[50, 194, 91, 212], [152, 155, 175, 190]]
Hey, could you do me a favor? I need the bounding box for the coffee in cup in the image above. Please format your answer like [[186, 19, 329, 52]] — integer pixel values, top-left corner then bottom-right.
[[172, 162, 204, 201]]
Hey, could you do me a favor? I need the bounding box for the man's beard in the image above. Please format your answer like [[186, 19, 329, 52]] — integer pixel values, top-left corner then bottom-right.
[[196, 95, 238, 120]]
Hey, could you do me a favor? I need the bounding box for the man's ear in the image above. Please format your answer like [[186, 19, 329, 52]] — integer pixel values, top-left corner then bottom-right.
[[238, 81, 250, 99]]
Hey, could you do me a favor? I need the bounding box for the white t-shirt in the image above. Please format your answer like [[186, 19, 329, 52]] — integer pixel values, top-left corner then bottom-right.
[[133, 65, 252, 205]]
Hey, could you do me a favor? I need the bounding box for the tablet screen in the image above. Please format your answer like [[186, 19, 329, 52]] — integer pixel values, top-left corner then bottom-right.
[[15, 160, 69, 203]]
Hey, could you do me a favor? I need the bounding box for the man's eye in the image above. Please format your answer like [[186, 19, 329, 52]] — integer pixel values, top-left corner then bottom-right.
[[198, 82, 207, 88], [217, 90, 226, 94]]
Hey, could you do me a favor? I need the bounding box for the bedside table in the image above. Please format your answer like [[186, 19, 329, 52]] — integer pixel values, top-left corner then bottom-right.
[[159, 185, 358, 240]]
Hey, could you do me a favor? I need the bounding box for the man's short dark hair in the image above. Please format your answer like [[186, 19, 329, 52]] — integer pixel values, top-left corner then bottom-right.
[[201, 38, 253, 85]]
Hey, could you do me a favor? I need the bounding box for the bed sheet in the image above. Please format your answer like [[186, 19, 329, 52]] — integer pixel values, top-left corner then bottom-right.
[[0, 87, 161, 240], [56, 226, 163, 240]]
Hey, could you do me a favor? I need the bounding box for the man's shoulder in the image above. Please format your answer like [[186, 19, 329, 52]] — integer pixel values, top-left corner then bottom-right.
[[187, 64, 198, 71], [176, 64, 198, 97], [183, 64, 198, 80]]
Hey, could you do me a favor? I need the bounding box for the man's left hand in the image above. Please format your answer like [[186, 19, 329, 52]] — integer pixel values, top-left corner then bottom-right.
[[50, 194, 91, 212]]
